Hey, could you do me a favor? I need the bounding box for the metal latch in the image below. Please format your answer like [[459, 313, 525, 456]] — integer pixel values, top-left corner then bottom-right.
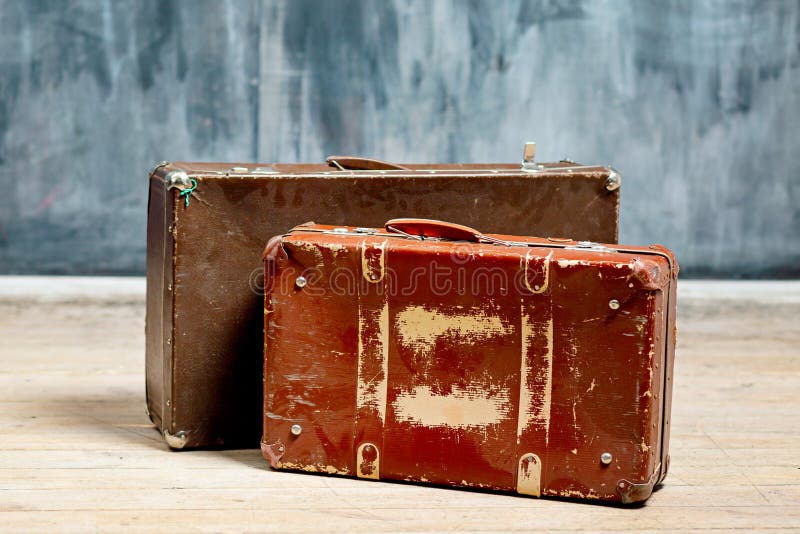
[[521, 142, 542, 172]]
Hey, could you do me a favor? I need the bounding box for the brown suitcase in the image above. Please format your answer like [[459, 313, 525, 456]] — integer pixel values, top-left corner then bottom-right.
[[261, 219, 677, 504], [146, 146, 622, 449]]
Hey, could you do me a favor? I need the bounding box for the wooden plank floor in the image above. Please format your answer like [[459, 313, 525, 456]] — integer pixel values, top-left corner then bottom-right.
[[0, 277, 798, 532]]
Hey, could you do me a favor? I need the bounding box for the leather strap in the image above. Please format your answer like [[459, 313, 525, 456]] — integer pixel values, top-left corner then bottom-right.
[[326, 155, 410, 171]]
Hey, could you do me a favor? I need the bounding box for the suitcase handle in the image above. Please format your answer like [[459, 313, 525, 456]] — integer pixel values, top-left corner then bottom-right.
[[326, 155, 410, 171], [385, 218, 482, 242]]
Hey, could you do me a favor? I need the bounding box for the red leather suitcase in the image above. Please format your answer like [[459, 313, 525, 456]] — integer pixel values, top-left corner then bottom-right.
[[261, 219, 678, 504]]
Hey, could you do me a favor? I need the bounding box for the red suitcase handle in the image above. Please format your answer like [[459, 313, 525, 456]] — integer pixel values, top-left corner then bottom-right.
[[385, 218, 482, 242]]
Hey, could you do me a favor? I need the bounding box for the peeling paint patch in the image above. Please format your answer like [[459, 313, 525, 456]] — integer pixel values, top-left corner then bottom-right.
[[557, 258, 584, 268], [518, 309, 533, 439], [395, 304, 511, 352], [518, 305, 554, 444], [357, 300, 389, 423], [392, 384, 512, 428], [541, 316, 554, 445], [323, 243, 347, 254], [547, 488, 601, 500], [279, 461, 350, 475]]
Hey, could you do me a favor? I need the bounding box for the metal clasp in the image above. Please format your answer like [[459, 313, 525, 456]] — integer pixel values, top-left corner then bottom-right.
[[521, 142, 542, 172]]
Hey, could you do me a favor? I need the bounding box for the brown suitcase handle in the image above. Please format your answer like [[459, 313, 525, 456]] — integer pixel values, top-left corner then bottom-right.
[[385, 218, 482, 242], [326, 155, 410, 171]]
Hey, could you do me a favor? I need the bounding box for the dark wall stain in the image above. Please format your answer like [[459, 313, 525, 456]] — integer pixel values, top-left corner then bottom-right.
[[135, 0, 183, 91], [281, 0, 400, 155]]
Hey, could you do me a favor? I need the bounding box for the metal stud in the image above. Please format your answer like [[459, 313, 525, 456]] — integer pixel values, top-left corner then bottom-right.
[[609, 299, 620, 310], [295, 276, 307, 288], [601, 452, 613, 465], [290, 424, 302, 436]]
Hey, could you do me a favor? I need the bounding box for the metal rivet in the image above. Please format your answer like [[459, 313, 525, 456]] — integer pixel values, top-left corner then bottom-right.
[[364, 444, 373, 453], [533, 285, 540, 291], [295, 276, 307, 288], [601, 452, 613, 465], [277, 445, 285, 452], [609, 299, 620, 310], [526, 454, 536, 462], [290, 424, 302, 436]]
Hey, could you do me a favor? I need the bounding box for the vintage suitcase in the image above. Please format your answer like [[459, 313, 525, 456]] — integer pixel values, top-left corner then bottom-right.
[[261, 219, 677, 504], [147, 144, 622, 449]]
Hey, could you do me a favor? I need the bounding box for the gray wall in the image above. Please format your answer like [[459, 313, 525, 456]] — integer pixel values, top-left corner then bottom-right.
[[0, 0, 798, 277]]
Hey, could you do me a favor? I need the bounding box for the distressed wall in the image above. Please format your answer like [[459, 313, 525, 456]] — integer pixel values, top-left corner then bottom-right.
[[0, 0, 798, 276]]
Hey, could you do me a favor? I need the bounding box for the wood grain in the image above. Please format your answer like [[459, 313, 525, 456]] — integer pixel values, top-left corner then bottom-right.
[[0, 278, 798, 532]]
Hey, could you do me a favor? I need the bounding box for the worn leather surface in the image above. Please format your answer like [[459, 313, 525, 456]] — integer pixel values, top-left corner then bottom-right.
[[262, 223, 677, 503], [146, 161, 620, 449]]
